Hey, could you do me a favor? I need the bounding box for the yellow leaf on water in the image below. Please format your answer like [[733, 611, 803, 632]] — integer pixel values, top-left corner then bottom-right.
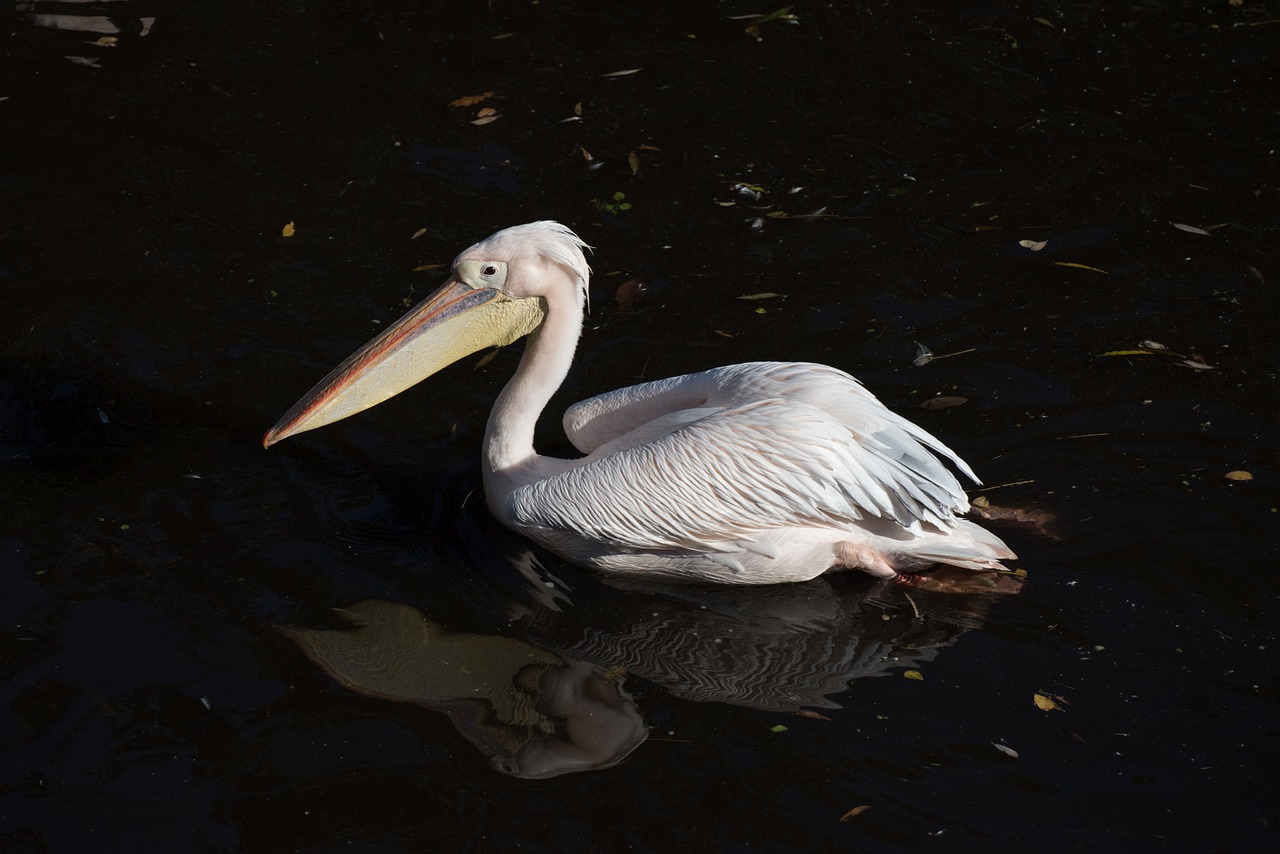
[[1100, 349, 1159, 357], [737, 292, 783, 300], [281, 221, 295, 238], [1053, 261, 1109, 275], [904, 670, 924, 681], [1225, 470, 1253, 481], [839, 805, 872, 822], [411, 227, 428, 240], [448, 91, 494, 108], [1033, 693, 1059, 711]]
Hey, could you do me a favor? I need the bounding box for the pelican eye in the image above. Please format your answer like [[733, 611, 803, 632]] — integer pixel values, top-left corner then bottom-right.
[[455, 258, 508, 289]]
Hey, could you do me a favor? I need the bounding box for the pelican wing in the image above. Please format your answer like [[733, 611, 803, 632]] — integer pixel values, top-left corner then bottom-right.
[[509, 395, 971, 556], [565, 361, 977, 484]]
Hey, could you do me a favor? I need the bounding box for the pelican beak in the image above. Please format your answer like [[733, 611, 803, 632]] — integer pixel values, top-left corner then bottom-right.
[[263, 277, 546, 448]]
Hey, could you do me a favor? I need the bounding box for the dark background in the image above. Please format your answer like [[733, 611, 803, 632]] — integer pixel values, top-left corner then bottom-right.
[[2, 1, 1278, 850]]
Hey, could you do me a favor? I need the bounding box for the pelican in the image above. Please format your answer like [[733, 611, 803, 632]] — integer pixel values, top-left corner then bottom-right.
[[264, 222, 1015, 585]]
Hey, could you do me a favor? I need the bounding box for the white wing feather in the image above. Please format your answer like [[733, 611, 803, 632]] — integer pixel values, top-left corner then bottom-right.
[[510, 363, 977, 555]]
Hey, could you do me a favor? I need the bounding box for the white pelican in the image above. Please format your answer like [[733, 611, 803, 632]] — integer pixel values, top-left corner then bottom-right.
[[264, 221, 1015, 585]]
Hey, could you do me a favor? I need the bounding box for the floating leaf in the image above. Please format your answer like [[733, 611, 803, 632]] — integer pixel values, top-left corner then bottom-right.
[[448, 91, 494, 108], [903, 670, 924, 681], [738, 5, 800, 38], [993, 742, 1019, 758], [615, 278, 647, 310], [918, 395, 969, 410], [1053, 261, 1109, 275], [281, 221, 296, 238], [770, 724, 788, 734], [1178, 359, 1217, 371], [1033, 693, 1059, 711], [1100, 349, 1159, 357], [756, 6, 799, 24], [737, 292, 782, 300], [471, 115, 499, 126], [1138, 340, 1168, 350], [628, 150, 640, 175], [411, 227, 427, 240], [475, 107, 498, 118], [601, 68, 642, 77], [580, 146, 594, 162], [1172, 222, 1210, 236], [839, 805, 872, 822], [1225, 470, 1253, 481], [1019, 239, 1048, 251], [794, 710, 833, 721], [600, 191, 632, 213]]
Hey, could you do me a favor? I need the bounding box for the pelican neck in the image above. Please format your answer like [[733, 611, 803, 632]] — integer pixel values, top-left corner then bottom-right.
[[482, 294, 583, 476]]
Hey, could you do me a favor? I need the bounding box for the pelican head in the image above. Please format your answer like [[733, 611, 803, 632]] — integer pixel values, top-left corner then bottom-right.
[[263, 221, 591, 448]]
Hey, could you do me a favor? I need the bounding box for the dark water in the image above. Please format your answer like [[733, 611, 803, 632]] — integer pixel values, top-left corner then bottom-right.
[[3, 1, 1279, 850]]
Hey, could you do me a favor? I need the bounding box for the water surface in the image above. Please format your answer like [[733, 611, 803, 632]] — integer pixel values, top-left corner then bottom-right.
[[3, 1, 1278, 850]]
